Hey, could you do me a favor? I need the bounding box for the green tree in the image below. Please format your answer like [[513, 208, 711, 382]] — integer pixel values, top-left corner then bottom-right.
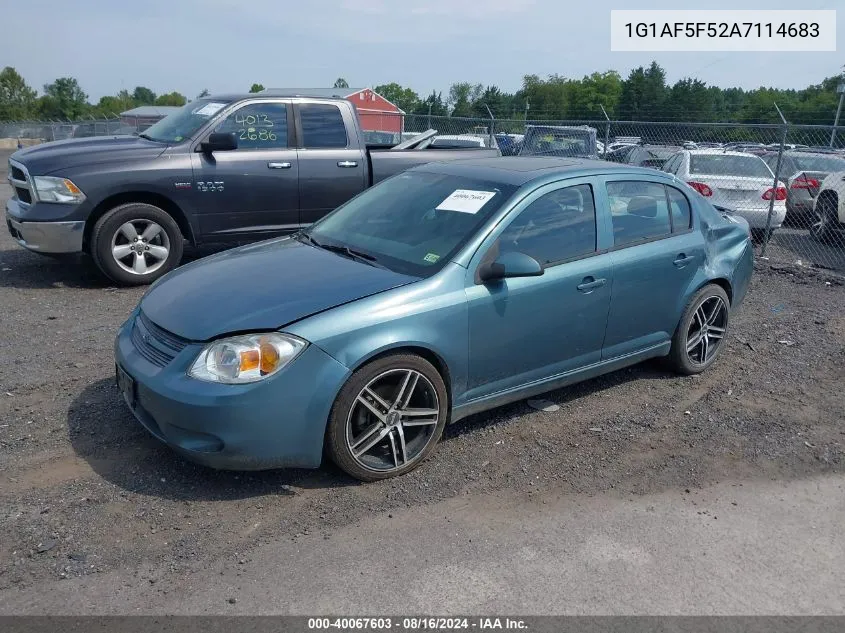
[[333, 78, 349, 89], [447, 82, 483, 117], [249, 83, 265, 93], [41, 77, 88, 119], [94, 92, 135, 117], [132, 86, 156, 105], [155, 91, 187, 106], [197, 88, 210, 98], [411, 90, 448, 117], [0, 66, 37, 120], [373, 82, 419, 112]]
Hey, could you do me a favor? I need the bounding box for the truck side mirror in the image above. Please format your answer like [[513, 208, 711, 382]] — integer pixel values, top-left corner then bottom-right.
[[200, 132, 238, 153]]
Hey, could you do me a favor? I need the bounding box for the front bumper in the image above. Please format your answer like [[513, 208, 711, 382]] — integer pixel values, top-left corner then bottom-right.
[[6, 199, 84, 253], [114, 313, 351, 470]]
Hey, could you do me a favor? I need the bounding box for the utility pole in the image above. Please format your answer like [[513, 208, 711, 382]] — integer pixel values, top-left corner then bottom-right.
[[830, 81, 845, 148], [524, 100, 530, 121]]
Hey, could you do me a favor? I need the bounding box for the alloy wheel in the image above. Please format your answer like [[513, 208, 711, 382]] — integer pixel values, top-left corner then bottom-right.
[[346, 369, 440, 473], [685, 295, 728, 366], [110, 220, 171, 276]]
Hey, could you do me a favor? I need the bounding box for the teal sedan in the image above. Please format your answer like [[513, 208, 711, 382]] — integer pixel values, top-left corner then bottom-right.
[[114, 157, 753, 480]]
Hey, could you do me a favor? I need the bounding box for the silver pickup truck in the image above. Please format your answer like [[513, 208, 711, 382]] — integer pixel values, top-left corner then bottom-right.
[[6, 92, 500, 285]]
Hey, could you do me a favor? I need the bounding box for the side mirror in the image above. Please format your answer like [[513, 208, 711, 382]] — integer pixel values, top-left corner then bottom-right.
[[478, 251, 544, 283], [200, 132, 238, 153]]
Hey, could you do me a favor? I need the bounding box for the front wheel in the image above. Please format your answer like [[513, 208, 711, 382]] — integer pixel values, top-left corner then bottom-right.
[[810, 196, 838, 244], [325, 353, 448, 481], [91, 203, 184, 286], [667, 284, 731, 375]]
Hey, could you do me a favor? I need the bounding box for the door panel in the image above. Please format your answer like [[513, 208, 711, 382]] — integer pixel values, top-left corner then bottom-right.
[[601, 179, 705, 359], [295, 103, 367, 225], [464, 180, 613, 402], [191, 101, 300, 240]]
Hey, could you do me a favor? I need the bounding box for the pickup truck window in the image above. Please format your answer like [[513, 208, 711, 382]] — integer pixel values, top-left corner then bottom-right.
[[213, 103, 288, 149], [300, 104, 348, 149], [142, 98, 233, 143]]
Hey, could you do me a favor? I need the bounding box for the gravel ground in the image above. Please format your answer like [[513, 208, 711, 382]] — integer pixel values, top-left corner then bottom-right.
[[1, 155, 844, 602]]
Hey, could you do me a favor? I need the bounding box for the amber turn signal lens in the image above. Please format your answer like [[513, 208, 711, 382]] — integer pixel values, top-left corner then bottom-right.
[[259, 338, 281, 373], [239, 349, 260, 372], [63, 179, 83, 195]]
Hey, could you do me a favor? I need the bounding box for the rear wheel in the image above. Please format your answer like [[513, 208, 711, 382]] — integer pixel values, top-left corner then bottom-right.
[[667, 284, 730, 375], [325, 353, 448, 481], [811, 195, 838, 243], [91, 203, 184, 286]]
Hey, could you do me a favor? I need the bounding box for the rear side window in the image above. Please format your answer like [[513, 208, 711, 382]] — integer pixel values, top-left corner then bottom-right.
[[606, 181, 672, 247], [666, 186, 692, 232], [300, 104, 348, 149]]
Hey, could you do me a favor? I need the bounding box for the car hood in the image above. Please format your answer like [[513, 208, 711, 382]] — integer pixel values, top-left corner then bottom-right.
[[11, 136, 168, 176], [140, 237, 419, 341]]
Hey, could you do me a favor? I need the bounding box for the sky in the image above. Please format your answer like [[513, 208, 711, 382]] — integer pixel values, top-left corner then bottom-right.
[[2, 0, 843, 103]]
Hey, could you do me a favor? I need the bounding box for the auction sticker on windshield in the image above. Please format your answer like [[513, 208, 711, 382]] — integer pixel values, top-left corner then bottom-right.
[[436, 190, 497, 214], [194, 102, 227, 117]]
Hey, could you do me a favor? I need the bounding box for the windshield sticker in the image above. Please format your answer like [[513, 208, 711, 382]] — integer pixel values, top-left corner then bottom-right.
[[436, 190, 497, 214], [423, 253, 441, 264], [194, 102, 226, 117]]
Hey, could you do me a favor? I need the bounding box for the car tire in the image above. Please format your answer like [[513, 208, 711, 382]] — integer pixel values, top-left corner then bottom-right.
[[667, 284, 731, 376], [810, 196, 838, 244], [325, 352, 449, 481], [91, 203, 184, 286]]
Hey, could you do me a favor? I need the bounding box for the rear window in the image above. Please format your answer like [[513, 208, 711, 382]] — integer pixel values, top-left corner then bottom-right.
[[791, 154, 845, 172], [300, 104, 348, 149], [690, 154, 771, 178]]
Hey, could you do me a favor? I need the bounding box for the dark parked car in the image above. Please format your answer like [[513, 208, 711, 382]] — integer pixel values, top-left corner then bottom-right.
[[115, 157, 753, 480], [6, 93, 499, 285], [760, 150, 845, 224], [518, 125, 598, 158], [604, 144, 680, 169]]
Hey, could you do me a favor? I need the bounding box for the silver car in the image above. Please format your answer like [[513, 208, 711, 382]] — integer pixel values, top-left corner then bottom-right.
[[663, 149, 786, 241]]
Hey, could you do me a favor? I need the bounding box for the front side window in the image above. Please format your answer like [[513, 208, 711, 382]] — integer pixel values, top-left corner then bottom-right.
[[300, 104, 348, 149], [142, 98, 234, 143], [607, 181, 672, 247], [496, 184, 597, 266], [214, 102, 288, 149]]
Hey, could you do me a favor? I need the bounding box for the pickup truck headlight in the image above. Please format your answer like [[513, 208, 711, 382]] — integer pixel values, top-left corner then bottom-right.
[[32, 176, 87, 204], [188, 333, 307, 384]]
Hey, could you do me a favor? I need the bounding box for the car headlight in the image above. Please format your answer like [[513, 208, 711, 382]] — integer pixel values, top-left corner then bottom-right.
[[188, 333, 307, 384], [32, 176, 87, 203]]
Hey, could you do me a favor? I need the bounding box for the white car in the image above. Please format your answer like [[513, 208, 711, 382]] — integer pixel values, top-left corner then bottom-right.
[[662, 149, 786, 240], [812, 171, 845, 243]]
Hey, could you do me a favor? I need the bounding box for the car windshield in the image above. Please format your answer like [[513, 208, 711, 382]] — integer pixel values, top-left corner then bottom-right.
[[690, 154, 771, 178], [305, 171, 518, 277], [141, 99, 232, 143], [791, 154, 845, 172]]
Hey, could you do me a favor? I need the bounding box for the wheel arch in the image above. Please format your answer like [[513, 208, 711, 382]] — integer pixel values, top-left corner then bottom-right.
[[83, 192, 195, 252]]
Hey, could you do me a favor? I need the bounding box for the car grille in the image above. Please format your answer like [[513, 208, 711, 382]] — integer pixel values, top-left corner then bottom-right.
[[131, 312, 188, 367], [10, 165, 25, 181], [15, 187, 31, 204], [8, 159, 32, 207]]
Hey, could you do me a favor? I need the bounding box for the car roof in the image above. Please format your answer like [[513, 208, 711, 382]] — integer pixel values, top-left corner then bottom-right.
[[413, 157, 671, 186], [206, 92, 348, 102], [687, 149, 763, 157]]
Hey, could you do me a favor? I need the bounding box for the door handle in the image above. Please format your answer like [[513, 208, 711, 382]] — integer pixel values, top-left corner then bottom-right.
[[337, 160, 358, 168], [268, 162, 292, 169], [577, 277, 607, 293], [673, 253, 694, 268]]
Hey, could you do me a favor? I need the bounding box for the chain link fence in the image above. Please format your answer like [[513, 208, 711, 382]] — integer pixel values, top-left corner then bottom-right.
[[3, 110, 844, 272]]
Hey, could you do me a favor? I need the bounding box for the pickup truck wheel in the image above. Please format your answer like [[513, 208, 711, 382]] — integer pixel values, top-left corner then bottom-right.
[[91, 203, 183, 286]]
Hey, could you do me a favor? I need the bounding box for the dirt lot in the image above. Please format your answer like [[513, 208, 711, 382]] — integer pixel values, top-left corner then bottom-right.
[[1, 155, 844, 608]]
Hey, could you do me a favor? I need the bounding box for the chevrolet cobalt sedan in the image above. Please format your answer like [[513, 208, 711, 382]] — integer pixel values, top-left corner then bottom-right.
[[114, 157, 753, 481]]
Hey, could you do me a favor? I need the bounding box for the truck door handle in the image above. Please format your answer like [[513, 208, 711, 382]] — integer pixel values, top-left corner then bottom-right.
[[268, 162, 292, 169], [577, 277, 607, 293], [673, 253, 694, 268], [337, 161, 358, 168]]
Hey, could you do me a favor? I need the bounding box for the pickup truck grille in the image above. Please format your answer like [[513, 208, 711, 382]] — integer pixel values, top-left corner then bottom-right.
[[8, 159, 33, 208], [131, 312, 189, 368]]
